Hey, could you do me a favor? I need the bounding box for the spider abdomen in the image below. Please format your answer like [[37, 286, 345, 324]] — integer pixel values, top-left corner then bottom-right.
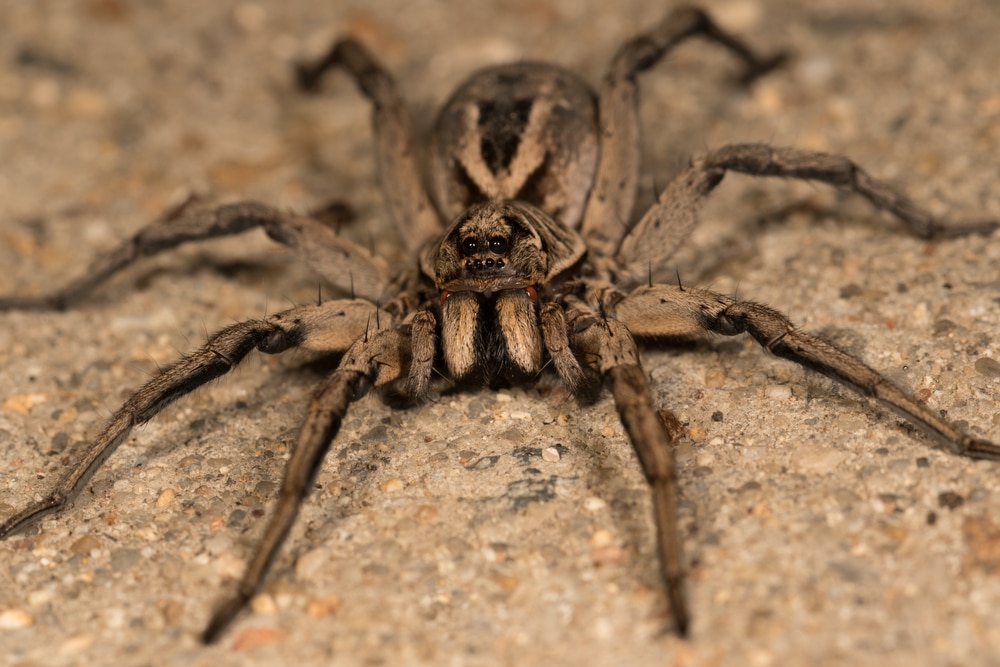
[[429, 62, 599, 227]]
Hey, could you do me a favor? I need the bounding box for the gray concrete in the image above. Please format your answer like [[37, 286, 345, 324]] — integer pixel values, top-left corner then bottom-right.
[[1, 1, 999, 665]]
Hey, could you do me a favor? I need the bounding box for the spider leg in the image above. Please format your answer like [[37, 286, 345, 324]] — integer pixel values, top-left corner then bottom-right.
[[616, 143, 1000, 285], [613, 284, 1000, 459], [568, 308, 690, 636], [0, 298, 391, 539], [581, 6, 785, 255], [540, 301, 597, 395], [0, 202, 391, 310], [296, 39, 442, 252], [404, 309, 437, 399], [201, 327, 411, 643]]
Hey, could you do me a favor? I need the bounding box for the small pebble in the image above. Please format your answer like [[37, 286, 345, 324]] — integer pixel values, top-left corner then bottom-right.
[[212, 551, 248, 579], [66, 89, 109, 119], [306, 594, 341, 618], [765, 384, 792, 400], [55, 406, 78, 424], [882, 523, 908, 541], [0, 608, 34, 629], [155, 488, 176, 507], [250, 593, 278, 615], [492, 574, 520, 591], [233, 626, 286, 651], [101, 607, 126, 630], [974, 357, 1000, 378], [414, 505, 439, 524], [70, 535, 102, 556], [58, 635, 94, 655], [704, 368, 726, 388], [541, 446, 561, 462], [1, 392, 49, 415], [793, 448, 848, 474], [380, 478, 404, 492], [159, 599, 185, 626], [590, 529, 615, 549], [938, 491, 965, 510]]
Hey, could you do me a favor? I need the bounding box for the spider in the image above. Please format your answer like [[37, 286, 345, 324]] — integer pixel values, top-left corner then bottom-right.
[[1, 5, 998, 644]]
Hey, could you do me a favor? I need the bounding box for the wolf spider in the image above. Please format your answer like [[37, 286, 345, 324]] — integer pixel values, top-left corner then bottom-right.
[[1, 6, 998, 644]]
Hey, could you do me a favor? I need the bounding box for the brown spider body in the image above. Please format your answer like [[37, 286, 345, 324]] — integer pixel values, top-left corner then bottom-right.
[[1, 6, 998, 645]]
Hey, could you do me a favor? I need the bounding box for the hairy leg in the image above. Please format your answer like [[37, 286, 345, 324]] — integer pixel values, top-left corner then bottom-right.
[[570, 309, 690, 636], [581, 6, 785, 255], [203, 327, 412, 642], [612, 283, 1000, 459], [297, 39, 442, 253], [404, 309, 437, 399], [0, 201, 391, 310], [615, 143, 1000, 286], [0, 298, 389, 536], [540, 301, 596, 395]]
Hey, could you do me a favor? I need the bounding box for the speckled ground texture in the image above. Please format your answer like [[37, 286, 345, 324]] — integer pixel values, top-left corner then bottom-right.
[[1, 1, 999, 666]]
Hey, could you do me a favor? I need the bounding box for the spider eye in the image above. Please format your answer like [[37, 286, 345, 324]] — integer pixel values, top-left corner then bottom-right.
[[460, 237, 478, 256], [488, 237, 509, 254]]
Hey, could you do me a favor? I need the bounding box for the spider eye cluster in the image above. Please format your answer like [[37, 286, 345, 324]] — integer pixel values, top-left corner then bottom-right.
[[459, 235, 509, 257], [459, 233, 511, 271]]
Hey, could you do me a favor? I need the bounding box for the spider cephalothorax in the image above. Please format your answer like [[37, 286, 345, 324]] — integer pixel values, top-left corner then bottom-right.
[[427, 199, 587, 385], [1, 5, 998, 645]]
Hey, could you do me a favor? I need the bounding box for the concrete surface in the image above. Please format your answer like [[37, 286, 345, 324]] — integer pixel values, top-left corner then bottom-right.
[[1, 1, 999, 665]]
